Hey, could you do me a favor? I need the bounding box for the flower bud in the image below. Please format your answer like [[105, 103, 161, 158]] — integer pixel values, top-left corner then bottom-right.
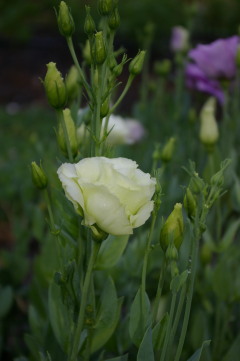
[[100, 98, 109, 118], [160, 203, 184, 251], [154, 59, 171, 77], [166, 244, 178, 261], [183, 187, 197, 219], [31, 162, 48, 190], [44, 62, 67, 109], [93, 31, 107, 65], [57, 108, 78, 157], [84, 6, 95, 36], [199, 97, 219, 148], [189, 173, 205, 194], [98, 0, 113, 16], [66, 65, 81, 101], [57, 1, 75, 38], [83, 40, 92, 65], [129, 51, 146, 75], [108, 7, 120, 30], [161, 137, 176, 163]]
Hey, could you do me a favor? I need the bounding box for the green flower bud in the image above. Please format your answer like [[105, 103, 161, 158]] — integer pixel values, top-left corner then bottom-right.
[[129, 50, 146, 75], [113, 62, 123, 77], [183, 187, 197, 219], [108, 7, 120, 30], [100, 98, 109, 117], [160, 203, 184, 251], [57, 1, 75, 37], [189, 172, 205, 194], [31, 162, 48, 190], [109, 55, 117, 70], [161, 137, 176, 163], [66, 65, 81, 101], [98, 0, 113, 16], [84, 6, 95, 36], [44, 62, 67, 109], [93, 31, 107, 65], [154, 59, 171, 77], [57, 108, 78, 157], [199, 97, 219, 149], [83, 40, 92, 65], [200, 243, 212, 265], [166, 244, 178, 261]]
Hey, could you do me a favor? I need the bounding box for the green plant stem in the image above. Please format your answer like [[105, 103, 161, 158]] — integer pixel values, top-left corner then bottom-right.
[[67, 37, 92, 99], [160, 292, 177, 361], [57, 109, 74, 162], [69, 240, 101, 361], [152, 257, 167, 324], [109, 74, 135, 114], [173, 226, 199, 361], [94, 65, 103, 156]]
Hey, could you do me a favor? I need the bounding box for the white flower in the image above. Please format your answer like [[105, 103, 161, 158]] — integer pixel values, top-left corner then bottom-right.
[[170, 26, 189, 53], [199, 97, 219, 146], [77, 113, 145, 146], [57, 157, 156, 235]]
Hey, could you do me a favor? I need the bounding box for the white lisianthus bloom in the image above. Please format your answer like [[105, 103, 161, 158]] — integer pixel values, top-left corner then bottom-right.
[[77, 114, 145, 146], [57, 157, 156, 235]]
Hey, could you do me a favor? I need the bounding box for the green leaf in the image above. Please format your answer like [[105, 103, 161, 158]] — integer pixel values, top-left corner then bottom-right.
[[218, 219, 240, 252], [187, 340, 211, 361], [24, 334, 41, 360], [170, 270, 188, 293], [48, 281, 74, 353], [129, 287, 151, 347], [222, 333, 240, 361], [104, 355, 128, 361], [0, 285, 13, 318], [152, 313, 169, 351], [95, 235, 129, 270], [137, 327, 155, 361], [91, 277, 122, 353]]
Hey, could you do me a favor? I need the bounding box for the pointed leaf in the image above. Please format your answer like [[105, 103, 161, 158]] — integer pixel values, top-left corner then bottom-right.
[[187, 340, 211, 361], [152, 313, 169, 351], [129, 287, 151, 347], [95, 235, 129, 269], [137, 327, 155, 361]]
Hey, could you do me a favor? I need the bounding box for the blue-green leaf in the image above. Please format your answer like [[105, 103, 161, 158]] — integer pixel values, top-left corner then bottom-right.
[[137, 327, 155, 361], [95, 235, 129, 269], [187, 340, 211, 361], [129, 287, 151, 347]]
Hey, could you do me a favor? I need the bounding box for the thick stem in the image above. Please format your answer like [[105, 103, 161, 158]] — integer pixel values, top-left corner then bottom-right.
[[69, 240, 100, 361]]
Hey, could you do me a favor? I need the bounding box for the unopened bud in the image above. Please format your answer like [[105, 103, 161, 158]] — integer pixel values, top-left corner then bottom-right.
[[57, 108, 78, 157], [84, 6, 95, 36], [154, 59, 171, 77], [129, 50, 146, 75], [160, 203, 184, 251], [161, 137, 176, 163], [83, 40, 92, 65], [108, 7, 120, 30], [31, 162, 48, 190], [183, 187, 197, 219], [57, 1, 75, 37], [98, 0, 113, 16], [166, 244, 178, 261], [44, 62, 67, 109], [100, 98, 109, 117], [199, 97, 219, 149], [93, 31, 107, 65], [66, 65, 81, 101], [189, 172, 205, 194]]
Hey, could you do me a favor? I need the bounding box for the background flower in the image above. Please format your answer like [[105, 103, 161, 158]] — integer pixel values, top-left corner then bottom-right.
[[170, 26, 190, 53], [57, 157, 156, 236]]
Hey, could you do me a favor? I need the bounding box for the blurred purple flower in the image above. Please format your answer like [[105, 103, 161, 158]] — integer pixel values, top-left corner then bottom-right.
[[189, 36, 239, 79], [186, 63, 225, 104], [170, 26, 189, 53]]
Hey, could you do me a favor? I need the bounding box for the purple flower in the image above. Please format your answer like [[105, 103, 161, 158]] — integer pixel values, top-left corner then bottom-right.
[[186, 63, 225, 104], [170, 26, 189, 53], [188, 36, 239, 79]]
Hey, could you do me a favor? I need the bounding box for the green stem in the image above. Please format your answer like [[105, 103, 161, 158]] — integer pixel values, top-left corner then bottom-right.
[[67, 37, 92, 99], [109, 74, 135, 115], [69, 240, 100, 361], [57, 109, 74, 162], [94, 65, 103, 156], [152, 257, 167, 324], [160, 292, 177, 361], [173, 227, 199, 361]]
